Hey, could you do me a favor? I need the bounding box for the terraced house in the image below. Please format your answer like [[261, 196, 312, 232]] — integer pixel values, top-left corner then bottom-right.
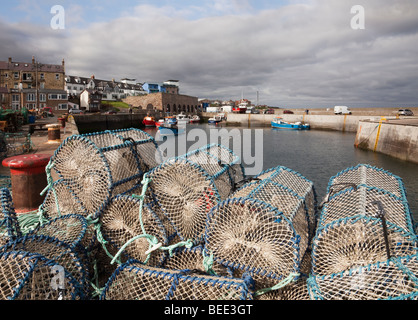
[[0, 56, 68, 112]]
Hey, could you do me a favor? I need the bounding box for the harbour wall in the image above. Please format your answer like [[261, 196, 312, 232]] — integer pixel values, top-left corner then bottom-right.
[[207, 112, 374, 132], [354, 119, 418, 164], [69, 110, 163, 134]]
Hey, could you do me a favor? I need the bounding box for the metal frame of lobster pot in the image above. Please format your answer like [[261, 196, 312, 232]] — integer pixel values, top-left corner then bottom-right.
[[48, 128, 162, 220], [100, 260, 254, 300], [204, 197, 301, 292]]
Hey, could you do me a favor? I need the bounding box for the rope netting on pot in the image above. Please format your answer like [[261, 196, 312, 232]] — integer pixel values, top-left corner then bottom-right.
[[147, 157, 221, 245], [0, 250, 83, 300], [308, 253, 418, 300], [204, 198, 301, 297], [231, 172, 315, 263], [0, 188, 22, 246], [177, 143, 245, 200], [100, 260, 255, 300], [48, 128, 161, 220], [237, 166, 318, 240], [0, 235, 90, 299], [98, 194, 169, 267], [308, 165, 418, 300]]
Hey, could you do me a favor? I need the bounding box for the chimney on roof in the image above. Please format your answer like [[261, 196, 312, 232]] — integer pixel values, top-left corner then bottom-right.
[[62, 58, 65, 67], [91, 75, 95, 79], [8, 57, 12, 63], [32, 56, 35, 64]]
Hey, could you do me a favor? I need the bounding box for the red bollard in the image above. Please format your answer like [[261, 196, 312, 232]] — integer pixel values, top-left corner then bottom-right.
[[2, 154, 51, 214]]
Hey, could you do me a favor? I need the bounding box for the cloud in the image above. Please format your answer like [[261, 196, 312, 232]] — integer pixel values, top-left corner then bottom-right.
[[1, 0, 418, 107]]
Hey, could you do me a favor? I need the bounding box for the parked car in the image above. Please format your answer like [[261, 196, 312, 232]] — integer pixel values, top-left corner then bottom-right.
[[69, 108, 84, 114], [283, 110, 294, 114], [398, 109, 414, 116], [263, 109, 275, 114], [105, 110, 117, 114]]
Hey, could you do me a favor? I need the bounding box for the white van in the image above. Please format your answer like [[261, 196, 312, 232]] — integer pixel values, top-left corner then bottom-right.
[[334, 106, 351, 115]]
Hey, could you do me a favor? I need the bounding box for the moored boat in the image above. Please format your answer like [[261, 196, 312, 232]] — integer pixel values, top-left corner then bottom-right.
[[142, 116, 156, 127], [271, 117, 310, 130], [189, 115, 200, 123], [208, 115, 222, 124], [155, 119, 165, 127], [157, 116, 184, 135], [176, 113, 190, 124]]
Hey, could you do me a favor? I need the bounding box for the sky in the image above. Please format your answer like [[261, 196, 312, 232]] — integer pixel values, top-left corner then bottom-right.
[[1, 0, 418, 108]]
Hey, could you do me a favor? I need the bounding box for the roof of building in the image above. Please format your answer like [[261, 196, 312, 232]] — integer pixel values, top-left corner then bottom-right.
[[0, 58, 65, 73]]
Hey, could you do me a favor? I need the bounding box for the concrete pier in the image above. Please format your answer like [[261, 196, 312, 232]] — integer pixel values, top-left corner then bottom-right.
[[217, 112, 375, 132], [354, 117, 418, 164]]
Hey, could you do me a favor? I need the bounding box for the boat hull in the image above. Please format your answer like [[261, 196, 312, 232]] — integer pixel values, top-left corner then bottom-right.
[[142, 120, 156, 127]]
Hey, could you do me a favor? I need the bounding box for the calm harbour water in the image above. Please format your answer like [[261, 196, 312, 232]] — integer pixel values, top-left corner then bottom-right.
[[144, 123, 418, 222]]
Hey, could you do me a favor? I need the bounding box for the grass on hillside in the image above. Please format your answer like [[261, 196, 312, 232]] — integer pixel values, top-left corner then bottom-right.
[[104, 101, 130, 109]]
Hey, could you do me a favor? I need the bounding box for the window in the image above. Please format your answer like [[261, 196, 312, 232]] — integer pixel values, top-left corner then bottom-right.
[[40, 94, 46, 102], [58, 103, 68, 110], [55, 74, 60, 80], [14, 72, 19, 79], [27, 93, 36, 102], [4, 73, 8, 78], [22, 73, 32, 81], [40, 73, 45, 79], [12, 95, 19, 102], [68, 86, 72, 90]]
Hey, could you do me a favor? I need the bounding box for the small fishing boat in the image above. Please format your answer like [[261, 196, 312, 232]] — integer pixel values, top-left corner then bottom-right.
[[142, 116, 156, 127], [155, 119, 165, 127], [176, 113, 190, 124], [158, 116, 184, 135], [208, 115, 222, 124], [189, 115, 200, 123], [271, 117, 310, 130]]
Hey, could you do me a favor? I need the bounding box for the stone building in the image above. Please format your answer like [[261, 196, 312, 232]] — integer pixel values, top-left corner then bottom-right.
[[123, 92, 200, 114], [0, 56, 67, 111]]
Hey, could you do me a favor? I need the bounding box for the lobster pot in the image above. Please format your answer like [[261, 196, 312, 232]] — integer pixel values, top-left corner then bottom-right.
[[318, 185, 415, 234], [162, 245, 233, 278], [1, 235, 90, 298], [256, 276, 310, 300], [307, 253, 418, 300], [327, 164, 408, 200], [250, 166, 317, 238], [232, 180, 311, 257], [323, 164, 414, 233], [148, 158, 220, 244], [178, 144, 244, 200], [99, 195, 168, 267], [39, 180, 89, 220], [204, 198, 301, 291], [311, 215, 418, 276], [0, 250, 83, 300], [101, 261, 254, 300], [50, 128, 161, 219], [0, 188, 22, 246], [183, 144, 245, 189], [28, 214, 96, 256]]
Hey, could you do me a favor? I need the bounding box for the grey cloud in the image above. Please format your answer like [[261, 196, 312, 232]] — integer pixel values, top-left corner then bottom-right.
[[1, 0, 417, 107]]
